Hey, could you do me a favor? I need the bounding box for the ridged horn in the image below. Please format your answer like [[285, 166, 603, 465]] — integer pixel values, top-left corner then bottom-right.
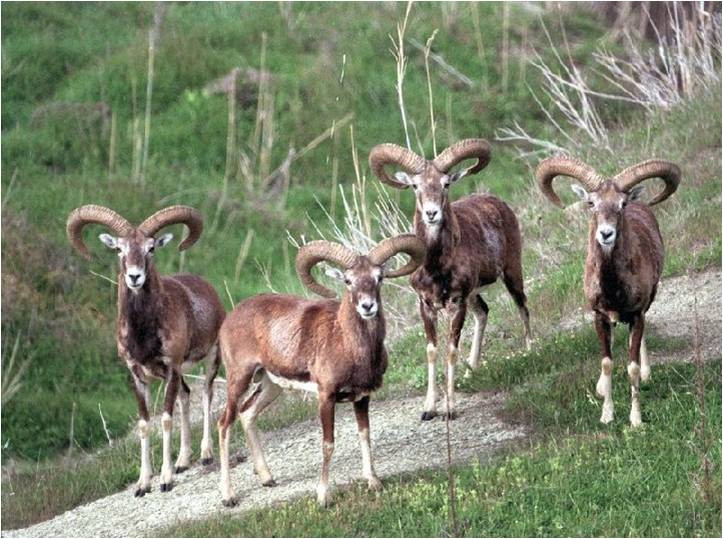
[[138, 205, 203, 251], [368, 143, 426, 189], [613, 159, 681, 206], [368, 234, 426, 278], [535, 156, 606, 208], [296, 241, 358, 298], [66, 205, 133, 260], [432, 138, 491, 177]]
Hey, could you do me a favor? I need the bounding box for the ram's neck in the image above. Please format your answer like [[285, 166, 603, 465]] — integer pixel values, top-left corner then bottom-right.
[[415, 204, 459, 271], [587, 217, 631, 291], [117, 265, 164, 362], [337, 294, 386, 363]]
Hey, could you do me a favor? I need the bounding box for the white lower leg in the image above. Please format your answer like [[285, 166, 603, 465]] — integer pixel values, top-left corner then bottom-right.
[[358, 428, 381, 490], [597, 357, 614, 424], [137, 419, 152, 492], [200, 386, 213, 462], [201, 352, 217, 462], [639, 337, 650, 382], [317, 441, 334, 507], [160, 412, 174, 486], [242, 415, 273, 485], [175, 391, 192, 470], [628, 363, 642, 427], [519, 306, 532, 351], [423, 344, 438, 414], [445, 345, 457, 416], [218, 425, 235, 502], [466, 313, 486, 370]]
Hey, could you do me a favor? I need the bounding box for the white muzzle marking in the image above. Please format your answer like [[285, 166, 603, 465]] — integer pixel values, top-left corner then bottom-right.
[[596, 225, 616, 252], [422, 202, 442, 226], [356, 296, 378, 319], [125, 265, 146, 290]]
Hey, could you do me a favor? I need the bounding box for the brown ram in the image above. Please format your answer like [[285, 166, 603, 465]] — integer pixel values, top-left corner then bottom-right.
[[537, 157, 680, 426], [67, 205, 225, 495], [369, 139, 531, 420], [217, 235, 425, 507]]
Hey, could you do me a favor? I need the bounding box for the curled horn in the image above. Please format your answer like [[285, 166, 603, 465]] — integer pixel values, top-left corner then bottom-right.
[[66, 205, 133, 260], [432, 138, 491, 177], [368, 234, 426, 278], [535, 156, 605, 208], [296, 241, 358, 298], [368, 143, 426, 189], [613, 159, 681, 206], [138, 205, 203, 251]]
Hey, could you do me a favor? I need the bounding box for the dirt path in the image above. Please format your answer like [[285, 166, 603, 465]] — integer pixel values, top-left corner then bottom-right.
[[4, 392, 523, 538], [5, 268, 720, 538], [560, 268, 721, 363]]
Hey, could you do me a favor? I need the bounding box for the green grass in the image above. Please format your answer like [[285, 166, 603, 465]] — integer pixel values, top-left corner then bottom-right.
[[160, 348, 721, 538], [1, 2, 720, 535], [0, 389, 318, 530], [2, 2, 719, 463], [2, 1, 608, 462]]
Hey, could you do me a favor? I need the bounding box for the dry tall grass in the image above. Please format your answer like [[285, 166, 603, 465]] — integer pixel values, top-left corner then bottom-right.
[[496, 3, 721, 156]]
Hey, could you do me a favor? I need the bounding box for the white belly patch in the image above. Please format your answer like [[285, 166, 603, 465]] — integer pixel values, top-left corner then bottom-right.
[[266, 371, 318, 394]]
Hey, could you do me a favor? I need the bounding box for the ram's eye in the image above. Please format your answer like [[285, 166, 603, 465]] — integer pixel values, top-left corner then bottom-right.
[[442, 182, 450, 189], [148, 245, 155, 254], [411, 184, 418, 190], [587, 200, 594, 208], [344, 278, 352, 286]]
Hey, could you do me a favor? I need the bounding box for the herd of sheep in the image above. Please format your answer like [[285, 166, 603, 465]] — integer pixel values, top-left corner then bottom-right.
[[66, 139, 680, 507]]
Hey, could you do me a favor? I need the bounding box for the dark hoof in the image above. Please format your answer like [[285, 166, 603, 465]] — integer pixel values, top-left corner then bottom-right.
[[134, 486, 151, 497], [444, 411, 458, 420], [222, 497, 239, 508], [175, 466, 188, 474], [160, 482, 173, 493], [421, 411, 437, 421], [201, 457, 214, 466], [262, 479, 277, 487]]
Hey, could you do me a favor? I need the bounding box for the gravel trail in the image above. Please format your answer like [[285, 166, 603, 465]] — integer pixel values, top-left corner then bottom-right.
[[4, 392, 524, 538], [561, 268, 721, 363], [5, 268, 719, 538]]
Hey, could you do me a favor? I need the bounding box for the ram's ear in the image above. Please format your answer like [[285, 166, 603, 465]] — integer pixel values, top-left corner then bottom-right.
[[447, 170, 468, 183], [627, 184, 645, 202], [99, 233, 119, 250], [393, 171, 414, 186], [324, 267, 345, 282], [154, 233, 174, 249], [571, 184, 590, 201]]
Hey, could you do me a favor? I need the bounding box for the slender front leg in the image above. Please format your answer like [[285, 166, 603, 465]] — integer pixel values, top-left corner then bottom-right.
[[630, 334, 650, 382], [628, 315, 645, 427], [241, 375, 282, 487], [594, 313, 614, 424], [218, 376, 245, 507], [130, 369, 152, 497], [353, 396, 382, 491], [160, 368, 180, 492], [628, 333, 650, 383], [445, 303, 467, 419], [420, 299, 439, 421], [317, 392, 336, 507], [465, 294, 489, 373], [201, 346, 221, 465], [174, 377, 192, 473]]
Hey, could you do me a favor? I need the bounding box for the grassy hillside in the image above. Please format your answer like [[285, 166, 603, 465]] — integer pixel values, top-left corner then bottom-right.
[[1, 1, 614, 462], [1, 1, 721, 534]]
